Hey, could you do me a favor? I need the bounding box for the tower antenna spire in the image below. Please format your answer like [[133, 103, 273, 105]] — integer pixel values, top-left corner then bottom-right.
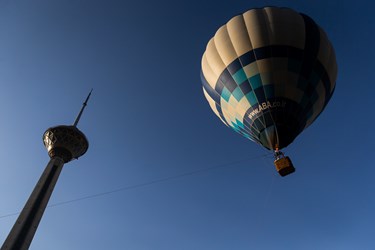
[[73, 88, 93, 127]]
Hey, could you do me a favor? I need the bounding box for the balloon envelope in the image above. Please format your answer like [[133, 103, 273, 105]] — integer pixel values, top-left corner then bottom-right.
[[201, 7, 337, 150]]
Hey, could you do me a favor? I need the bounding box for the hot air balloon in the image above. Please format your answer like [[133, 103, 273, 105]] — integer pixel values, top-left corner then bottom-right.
[[201, 7, 337, 176]]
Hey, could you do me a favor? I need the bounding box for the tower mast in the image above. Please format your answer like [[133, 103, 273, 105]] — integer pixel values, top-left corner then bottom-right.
[[74, 88, 92, 127], [1, 90, 92, 250]]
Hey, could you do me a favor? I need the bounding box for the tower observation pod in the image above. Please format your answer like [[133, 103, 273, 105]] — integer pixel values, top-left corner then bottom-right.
[[1, 90, 92, 250]]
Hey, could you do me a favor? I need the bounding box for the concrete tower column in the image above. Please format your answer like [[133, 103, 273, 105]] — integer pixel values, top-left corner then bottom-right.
[[1, 157, 65, 250]]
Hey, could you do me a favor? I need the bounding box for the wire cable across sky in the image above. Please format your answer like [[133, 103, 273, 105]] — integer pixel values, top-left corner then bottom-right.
[[0, 153, 271, 220]]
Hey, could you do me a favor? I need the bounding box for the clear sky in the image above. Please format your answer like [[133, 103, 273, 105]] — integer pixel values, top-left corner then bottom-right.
[[0, 0, 374, 249]]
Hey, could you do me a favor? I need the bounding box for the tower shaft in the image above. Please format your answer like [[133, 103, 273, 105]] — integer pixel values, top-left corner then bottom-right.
[[1, 157, 65, 250]]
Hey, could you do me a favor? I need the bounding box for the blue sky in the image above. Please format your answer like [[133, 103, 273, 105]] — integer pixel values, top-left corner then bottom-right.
[[0, 0, 374, 249]]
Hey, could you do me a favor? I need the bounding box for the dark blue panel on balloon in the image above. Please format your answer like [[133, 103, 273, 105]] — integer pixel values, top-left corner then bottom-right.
[[239, 81, 252, 95], [219, 70, 237, 92], [271, 45, 288, 57], [227, 59, 242, 75], [239, 51, 256, 66], [254, 46, 272, 60]]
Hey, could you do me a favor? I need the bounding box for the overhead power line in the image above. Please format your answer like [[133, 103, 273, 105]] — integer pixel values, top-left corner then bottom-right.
[[0, 153, 271, 220]]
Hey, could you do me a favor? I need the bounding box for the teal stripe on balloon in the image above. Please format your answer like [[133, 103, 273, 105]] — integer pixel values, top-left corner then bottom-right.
[[233, 69, 247, 85], [221, 87, 231, 102], [232, 87, 244, 101], [235, 119, 244, 129], [249, 74, 262, 89], [246, 91, 257, 106]]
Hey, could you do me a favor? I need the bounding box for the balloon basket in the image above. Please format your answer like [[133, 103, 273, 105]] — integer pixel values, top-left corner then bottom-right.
[[274, 156, 295, 177]]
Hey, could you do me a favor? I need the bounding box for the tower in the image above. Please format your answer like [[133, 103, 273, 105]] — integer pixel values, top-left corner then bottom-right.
[[1, 90, 92, 250]]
